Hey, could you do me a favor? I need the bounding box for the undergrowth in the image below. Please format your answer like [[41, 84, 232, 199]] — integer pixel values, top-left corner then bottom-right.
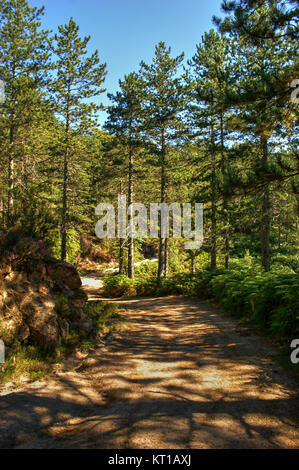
[[103, 256, 299, 343], [0, 301, 124, 387]]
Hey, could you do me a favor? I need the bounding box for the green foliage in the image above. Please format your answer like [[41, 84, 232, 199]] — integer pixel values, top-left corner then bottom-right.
[[8, 198, 60, 250], [55, 293, 71, 318], [0, 0, 298, 359], [103, 274, 137, 297], [104, 255, 299, 340], [0, 229, 48, 268], [64, 329, 81, 351], [272, 254, 299, 273], [83, 301, 121, 336], [0, 341, 55, 387], [134, 261, 157, 278], [66, 228, 81, 263], [51, 16, 107, 261], [193, 268, 298, 339]]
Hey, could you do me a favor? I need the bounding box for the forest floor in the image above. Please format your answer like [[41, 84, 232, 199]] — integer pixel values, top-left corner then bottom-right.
[[0, 282, 298, 448]]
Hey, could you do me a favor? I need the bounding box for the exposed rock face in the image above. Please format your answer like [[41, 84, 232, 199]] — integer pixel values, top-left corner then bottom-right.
[[0, 259, 93, 350], [46, 259, 82, 290]]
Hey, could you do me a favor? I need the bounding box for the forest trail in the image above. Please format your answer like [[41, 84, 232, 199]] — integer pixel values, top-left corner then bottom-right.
[[81, 258, 158, 292], [0, 295, 298, 449]]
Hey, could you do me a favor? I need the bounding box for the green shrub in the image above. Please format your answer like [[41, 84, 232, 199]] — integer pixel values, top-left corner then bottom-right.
[[272, 254, 299, 273], [134, 261, 158, 279], [56, 293, 71, 318], [209, 269, 299, 339], [102, 254, 299, 341], [83, 301, 122, 335], [103, 274, 137, 297], [0, 341, 56, 386], [65, 329, 81, 350]]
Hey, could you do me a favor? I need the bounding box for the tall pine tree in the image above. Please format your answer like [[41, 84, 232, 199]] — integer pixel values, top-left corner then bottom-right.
[[140, 42, 184, 279], [0, 0, 50, 224], [105, 72, 145, 278], [52, 17, 106, 261]]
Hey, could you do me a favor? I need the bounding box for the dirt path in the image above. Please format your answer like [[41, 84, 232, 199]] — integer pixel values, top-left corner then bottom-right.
[[0, 296, 298, 449]]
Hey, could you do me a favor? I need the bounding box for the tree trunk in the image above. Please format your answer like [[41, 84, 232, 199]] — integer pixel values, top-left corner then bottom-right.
[[60, 143, 69, 262], [210, 117, 217, 270], [158, 128, 166, 281], [261, 136, 271, 271], [278, 210, 281, 251], [61, 80, 72, 262], [163, 237, 169, 277], [20, 137, 29, 210], [128, 125, 134, 279], [119, 180, 125, 274], [220, 111, 229, 269], [119, 239, 125, 274], [0, 199, 4, 226], [225, 232, 230, 269], [8, 122, 15, 224], [7, 64, 17, 225], [191, 254, 195, 275]]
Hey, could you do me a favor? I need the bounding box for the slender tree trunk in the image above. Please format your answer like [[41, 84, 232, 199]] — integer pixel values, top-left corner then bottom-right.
[[163, 237, 168, 277], [158, 128, 166, 280], [211, 195, 217, 269], [7, 64, 17, 225], [128, 125, 134, 279], [119, 239, 125, 274], [61, 92, 71, 261], [210, 118, 217, 270], [20, 137, 29, 210], [261, 136, 271, 271], [0, 199, 4, 226], [0, 198, 4, 229], [220, 111, 229, 269], [8, 122, 15, 224], [278, 210, 281, 251], [191, 254, 195, 275], [224, 232, 230, 269], [61, 76, 73, 263], [61, 143, 69, 262], [119, 180, 125, 274]]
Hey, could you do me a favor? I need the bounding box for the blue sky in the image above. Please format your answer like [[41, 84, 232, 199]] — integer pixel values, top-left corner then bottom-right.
[[33, 0, 224, 125]]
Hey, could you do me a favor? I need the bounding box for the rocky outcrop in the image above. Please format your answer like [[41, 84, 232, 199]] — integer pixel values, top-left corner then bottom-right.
[[0, 259, 93, 350], [46, 259, 82, 290]]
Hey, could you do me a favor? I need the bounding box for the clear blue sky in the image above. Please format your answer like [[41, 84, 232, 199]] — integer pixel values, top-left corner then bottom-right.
[[33, 0, 224, 125]]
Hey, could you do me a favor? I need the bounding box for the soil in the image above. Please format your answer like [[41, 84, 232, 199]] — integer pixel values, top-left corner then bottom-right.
[[0, 295, 298, 449]]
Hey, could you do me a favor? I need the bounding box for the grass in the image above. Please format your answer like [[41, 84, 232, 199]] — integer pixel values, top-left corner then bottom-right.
[[0, 341, 57, 387], [83, 300, 129, 336]]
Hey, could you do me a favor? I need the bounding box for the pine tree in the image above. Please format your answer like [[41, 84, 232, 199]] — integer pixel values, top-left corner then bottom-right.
[[188, 30, 236, 269], [214, 3, 298, 270], [214, 0, 298, 43], [140, 42, 184, 280], [52, 17, 107, 261], [0, 0, 50, 224], [105, 72, 145, 278]]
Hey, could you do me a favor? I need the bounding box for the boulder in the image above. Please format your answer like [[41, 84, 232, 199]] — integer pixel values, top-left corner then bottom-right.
[[46, 259, 82, 289], [21, 296, 59, 350], [68, 288, 88, 308], [0, 258, 93, 351], [0, 303, 29, 346]]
